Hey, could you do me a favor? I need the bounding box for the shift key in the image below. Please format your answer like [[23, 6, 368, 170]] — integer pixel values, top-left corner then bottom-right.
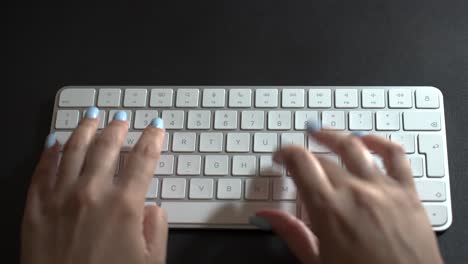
[[419, 134, 445, 177]]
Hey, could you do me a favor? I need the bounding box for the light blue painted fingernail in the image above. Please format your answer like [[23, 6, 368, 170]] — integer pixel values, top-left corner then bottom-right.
[[113, 111, 127, 121], [44, 133, 56, 149], [351, 131, 368, 137], [150, 117, 164, 129], [248, 215, 272, 231], [306, 119, 321, 134], [85, 106, 100, 119]]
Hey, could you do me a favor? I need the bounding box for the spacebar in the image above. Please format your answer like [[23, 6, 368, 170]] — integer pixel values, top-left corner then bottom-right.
[[161, 202, 297, 224]]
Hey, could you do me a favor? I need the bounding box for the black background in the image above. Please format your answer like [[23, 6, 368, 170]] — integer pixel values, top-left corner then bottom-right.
[[4, 1, 468, 263]]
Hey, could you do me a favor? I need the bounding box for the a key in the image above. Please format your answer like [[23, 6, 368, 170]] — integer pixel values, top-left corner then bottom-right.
[[150, 89, 173, 107], [55, 131, 72, 145], [176, 89, 199, 107], [259, 155, 283, 176], [335, 89, 358, 108], [415, 181, 446, 201], [214, 110, 237, 129], [199, 132, 224, 152], [202, 89, 225, 107], [281, 133, 305, 148], [245, 178, 270, 200], [409, 156, 424, 177], [161, 110, 184, 129], [308, 137, 330, 153], [162, 132, 170, 152], [389, 89, 412, 108], [273, 178, 297, 200], [59, 88, 95, 107], [232, 155, 257, 176], [419, 134, 445, 177], [123, 132, 141, 149], [348, 111, 373, 130], [161, 178, 186, 199], [82, 109, 106, 129], [134, 110, 159, 129], [241, 111, 265, 130], [254, 133, 278, 152], [295, 111, 319, 130], [56, 110, 80, 129], [403, 112, 441, 131], [172, 132, 196, 152], [189, 178, 214, 199], [217, 179, 242, 199], [255, 89, 278, 107], [98, 88, 121, 107], [390, 133, 415, 153], [226, 133, 250, 152], [108, 110, 132, 125], [154, 155, 174, 175], [177, 155, 201, 175], [187, 110, 211, 129], [308, 89, 332, 108], [282, 89, 305, 108], [146, 178, 159, 198], [322, 111, 345, 130], [229, 89, 252, 107], [423, 204, 448, 226], [415, 88, 440, 109], [361, 89, 385, 108], [204, 155, 229, 175], [376, 111, 400, 131], [268, 111, 291, 130], [124, 89, 147, 107]]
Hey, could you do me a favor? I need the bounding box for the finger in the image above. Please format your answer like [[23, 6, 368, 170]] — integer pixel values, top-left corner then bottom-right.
[[54, 107, 100, 195], [253, 210, 320, 264], [79, 111, 129, 188], [315, 156, 350, 188], [143, 204, 168, 264], [360, 135, 414, 187], [118, 118, 164, 200]]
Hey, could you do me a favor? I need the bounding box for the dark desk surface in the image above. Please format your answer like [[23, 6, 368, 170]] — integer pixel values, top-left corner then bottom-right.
[[5, 1, 468, 263]]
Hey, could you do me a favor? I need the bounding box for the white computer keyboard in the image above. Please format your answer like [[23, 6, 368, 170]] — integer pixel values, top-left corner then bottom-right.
[[51, 86, 452, 231]]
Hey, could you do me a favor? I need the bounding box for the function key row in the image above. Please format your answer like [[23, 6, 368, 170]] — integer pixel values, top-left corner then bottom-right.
[[59, 87, 440, 109]]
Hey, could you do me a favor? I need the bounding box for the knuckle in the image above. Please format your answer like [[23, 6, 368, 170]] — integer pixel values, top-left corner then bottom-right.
[[70, 187, 100, 210], [112, 192, 139, 220]]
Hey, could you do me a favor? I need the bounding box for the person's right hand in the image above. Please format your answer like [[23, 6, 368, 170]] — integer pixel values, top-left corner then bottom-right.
[[256, 127, 443, 264]]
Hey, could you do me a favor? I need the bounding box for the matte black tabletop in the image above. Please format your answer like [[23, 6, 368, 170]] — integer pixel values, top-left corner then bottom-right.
[[5, 1, 468, 263]]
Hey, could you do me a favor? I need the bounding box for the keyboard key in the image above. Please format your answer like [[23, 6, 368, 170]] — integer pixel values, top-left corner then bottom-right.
[[199, 132, 224, 152], [217, 179, 242, 199], [204, 155, 229, 175], [232, 155, 257, 176], [282, 89, 305, 108], [418, 134, 445, 177], [403, 112, 441, 131], [55, 131, 72, 145], [189, 178, 214, 199], [202, 89, 225, 107], [295, 111, 319, 130], [415, 181, 446, 201], [229, 89, 252, 107], [150, 89, 173, 107], [409, 156, 424, 177], [187, 110, 211, 130], [59, 88, 95, 107], [146, 178, 159, 198], [241, 111, 265, 130], [108, 110, 132, 125], [226, 133, 251, 152], [56, 110, 80, 129], [308, 89, 331, 108], [176, 89, 199, 107], [134, 110, 159, 129], [154, 155, 174, 175], [255, 89, 278, 107], [273, 178, 297, 200], [415, 88, 440, 109], [254, 133, 278, 152], [322, 111, 345, 130], [376, 111, 400, 131], [348, 111, 373, 130], [245, 178, 270, 200], [162, 110, 184, 129], [172, 132, 196, 152], [389, 89, 412, 108], [308, 137, 330, 153], [162, 132, 170, 152], [335, 89, 358, 108], [123, 132, 141, 149], [161, 178, 186, 199], [362, 89, 385, 108], [259, 155, 283, 176], [98, 88, 121, 107], [214, 110, 238, 130], [83, 109, 106, 129], [177, 155, 201, 175], [281, 133, 305, 148], [423, 204, 448, 226], [390, 133, 415, 153], [124, 89, 147, 107], [268, 111, 292, 130]]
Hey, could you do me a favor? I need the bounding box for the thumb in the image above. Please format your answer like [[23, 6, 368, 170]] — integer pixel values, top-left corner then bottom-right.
[[143, 203, 168, 264], [253, 209, 320, 264]]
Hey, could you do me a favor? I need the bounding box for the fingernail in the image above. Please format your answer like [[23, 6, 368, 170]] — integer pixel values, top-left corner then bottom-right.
[[150, 117, 164, 129], [351, 131, 368, 137], [44, 133, 56, 149], [249, 215, 272, 231], [306, 119, 321, 134], [113, 111, 127, 121], [85, 106, 100, 119]]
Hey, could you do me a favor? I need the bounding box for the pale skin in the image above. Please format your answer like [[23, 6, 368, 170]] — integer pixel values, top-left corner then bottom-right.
[[22, 114, 444, 264]]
